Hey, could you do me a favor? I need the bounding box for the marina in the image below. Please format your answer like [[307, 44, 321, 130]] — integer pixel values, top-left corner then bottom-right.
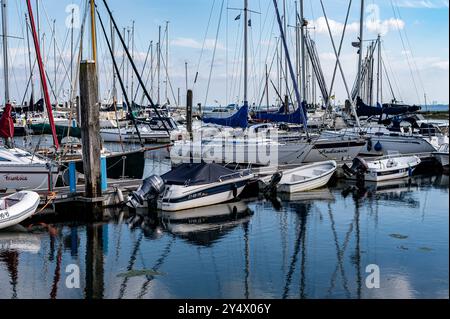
[[0, 0, 448, 301]]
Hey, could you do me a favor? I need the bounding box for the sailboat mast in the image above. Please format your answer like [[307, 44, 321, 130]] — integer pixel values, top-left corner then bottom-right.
[[165, 20, 169, 104], [53, 19, 57, 105], [377, 34, 381, 104], [300, 0, 306, 102], [243, 0, 248, 105], [1, 0, 9, 103], [26, 0, 59, 148], [131, 20, 135, 101], [158, 25, 161, 105], [70, 7, 74, 107], [111, 18, 117, 104], [90, 0, 97, 63], [357, 0, 364, 99], [25, 14, 35, 102]]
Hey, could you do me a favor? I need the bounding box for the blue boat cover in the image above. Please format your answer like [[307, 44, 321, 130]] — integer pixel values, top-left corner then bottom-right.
[[253, 102, 308, 125], [203, 103, 249, 129]]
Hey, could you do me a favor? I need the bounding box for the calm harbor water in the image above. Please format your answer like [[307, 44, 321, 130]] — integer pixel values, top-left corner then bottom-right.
[[0, 149, 448, 299]]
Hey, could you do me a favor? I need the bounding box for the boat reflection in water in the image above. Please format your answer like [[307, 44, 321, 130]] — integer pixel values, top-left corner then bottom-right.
[[161, 201, 253, 246], [0, 226, 41, 254]]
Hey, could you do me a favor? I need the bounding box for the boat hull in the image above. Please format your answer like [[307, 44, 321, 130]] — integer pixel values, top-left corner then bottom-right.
[[69, 149, 146, 180], [0, 165, 58, 191], [0, 191, 40, 230], [158, 177, 252, 212], [278, 167, 336, 193]]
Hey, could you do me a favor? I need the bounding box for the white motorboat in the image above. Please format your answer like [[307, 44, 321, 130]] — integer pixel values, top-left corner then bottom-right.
[[343, 155, 421, 182], [260, 160, 337, 193], [0, 191, 40, 230], [0, 146, 59, 191], [433, 143, 449, 170], [158, 162, 254, 212]]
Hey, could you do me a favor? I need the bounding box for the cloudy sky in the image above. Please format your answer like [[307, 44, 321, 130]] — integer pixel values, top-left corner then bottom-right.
[[1, 0, 448, 106]]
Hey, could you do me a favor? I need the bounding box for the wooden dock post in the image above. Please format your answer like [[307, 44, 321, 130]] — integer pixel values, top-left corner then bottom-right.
[[186, 89, 193, 140], [79, 60, 102, 209]]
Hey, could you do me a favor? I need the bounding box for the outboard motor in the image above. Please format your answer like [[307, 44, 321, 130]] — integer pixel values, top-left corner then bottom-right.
[[342, 157, 369, 177], [263, 172, 283, 194], [127, 175, 165, 209]]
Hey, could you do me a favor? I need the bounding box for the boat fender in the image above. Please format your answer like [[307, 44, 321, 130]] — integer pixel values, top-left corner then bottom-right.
[[232, 183, 238, 198], [374, 141, 383, 152], [116, 188, 124, 204], [367, 138, 373, 152]]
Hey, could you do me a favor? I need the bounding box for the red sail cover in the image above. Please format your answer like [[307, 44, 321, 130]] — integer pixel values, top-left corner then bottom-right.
[[0, 104, 14, 139]]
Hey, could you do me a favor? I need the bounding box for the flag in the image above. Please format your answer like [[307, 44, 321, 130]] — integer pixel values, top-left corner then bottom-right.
[[235, 14, 241, 21]]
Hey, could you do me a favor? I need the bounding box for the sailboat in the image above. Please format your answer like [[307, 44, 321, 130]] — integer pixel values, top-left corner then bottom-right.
[[0, 1, 59, 192]]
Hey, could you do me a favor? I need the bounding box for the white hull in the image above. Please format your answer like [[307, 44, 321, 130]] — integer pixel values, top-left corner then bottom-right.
[[158, 175, 253, 212], [335, 130, 437, 156], [267, 161, 337, 193], [170, 140, 314, 166], [303, 139, 366, 163], [0, 191, 40, 230], [0, 166, 58, 191], [100, 128, 170, 143], [0, 147, 59, 191], [347, 156, 421, 182]]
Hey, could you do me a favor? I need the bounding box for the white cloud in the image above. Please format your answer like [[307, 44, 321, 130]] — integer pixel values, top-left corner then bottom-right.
[[309, 17, 405, 37], [171, 37, 225, 51], [309, 17, 359, 36], [366, 18, 405, 35], [431, 60, 449, 70], [395, 0, 449, 9]]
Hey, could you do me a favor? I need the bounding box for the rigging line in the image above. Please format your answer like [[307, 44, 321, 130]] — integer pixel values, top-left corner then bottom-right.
[[204, 0, 225, 107], [382, 49, 403, 102], [229, 16, 243, 103], [102, 0, 170, 135], [389, 0, 421, 103], [132, 40, 152, 102], [96, 5, 144, 146], [193, 0, 217, 89], [159, 48, 178, 107], [392, 0, 427, 96], [381, 55, 397, 102], [230, 15, 243, 104], [40, 5, 75, 101], [327, 0, 352, 106], [256, 16, 277, 104], [257, 37, 279, 107]]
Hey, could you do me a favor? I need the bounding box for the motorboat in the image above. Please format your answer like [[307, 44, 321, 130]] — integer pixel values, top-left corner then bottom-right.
[[0, 146, 59, 191], [0, 191, 40, 230], [158, 162, 254, 211], [259, 160, 337, 193], [343, 155, 421, 182]]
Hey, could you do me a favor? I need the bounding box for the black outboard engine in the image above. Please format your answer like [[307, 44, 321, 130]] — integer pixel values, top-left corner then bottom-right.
[[342, 157, 369, 177], [127, 175, 165, 209], [263, 172, 283, 194]]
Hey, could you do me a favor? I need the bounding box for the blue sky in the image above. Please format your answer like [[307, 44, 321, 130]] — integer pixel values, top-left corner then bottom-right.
[[1, 0, 449, 106]]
